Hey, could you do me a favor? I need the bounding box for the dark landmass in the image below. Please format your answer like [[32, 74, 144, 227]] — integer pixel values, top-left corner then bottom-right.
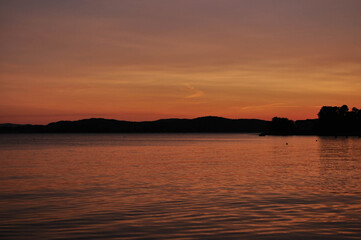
[[266, 105, 361, 136], [0, 116, 267, 133], [1, 105, 360, 135]]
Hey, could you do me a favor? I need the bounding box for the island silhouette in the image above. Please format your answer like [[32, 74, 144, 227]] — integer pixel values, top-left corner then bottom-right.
[[266, 105, 361, 136], [1, 105, 360, 136]]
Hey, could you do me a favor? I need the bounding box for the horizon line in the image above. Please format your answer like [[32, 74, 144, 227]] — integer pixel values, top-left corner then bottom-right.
[[0, 115, 319, 126]]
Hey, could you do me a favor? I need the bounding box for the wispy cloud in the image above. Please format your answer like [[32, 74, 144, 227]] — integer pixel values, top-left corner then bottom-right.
[[240, 103, 299, 111], [184, 83, 204, 99]]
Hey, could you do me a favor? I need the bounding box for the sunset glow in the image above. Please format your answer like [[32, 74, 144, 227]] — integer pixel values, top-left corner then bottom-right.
[[1, 0, 361, 124]]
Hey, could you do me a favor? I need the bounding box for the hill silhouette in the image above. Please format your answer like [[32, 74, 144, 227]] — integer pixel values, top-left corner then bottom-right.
[[0, 116, 267, 133], [1, 106, 360, 135]]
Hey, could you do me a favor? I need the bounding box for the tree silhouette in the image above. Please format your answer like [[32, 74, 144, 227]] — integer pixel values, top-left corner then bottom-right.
[[318, 105, 361, 136], [268, 117, 294, 135]]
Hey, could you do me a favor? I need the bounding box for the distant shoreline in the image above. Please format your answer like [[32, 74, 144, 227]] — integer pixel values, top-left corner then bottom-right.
[[0, 117, 268, 134], [1, 105, 360, 136]]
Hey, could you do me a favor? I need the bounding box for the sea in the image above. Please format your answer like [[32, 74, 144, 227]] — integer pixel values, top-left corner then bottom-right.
[[0, 134, 360, 239]]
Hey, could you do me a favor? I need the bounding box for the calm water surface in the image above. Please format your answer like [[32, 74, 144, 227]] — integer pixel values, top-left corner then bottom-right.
[[0, 134, 360, 239]]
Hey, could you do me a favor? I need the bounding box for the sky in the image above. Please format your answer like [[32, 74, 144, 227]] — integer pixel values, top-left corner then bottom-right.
[[1, 0, 361, 124]]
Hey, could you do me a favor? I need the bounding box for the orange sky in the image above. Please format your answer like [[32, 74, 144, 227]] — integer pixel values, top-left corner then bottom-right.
[[1, 0, 361, 124]]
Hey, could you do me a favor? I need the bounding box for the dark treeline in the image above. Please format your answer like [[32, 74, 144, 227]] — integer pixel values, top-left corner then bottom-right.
[[1, 105, 360, 135], [268, 105, 361, 136]]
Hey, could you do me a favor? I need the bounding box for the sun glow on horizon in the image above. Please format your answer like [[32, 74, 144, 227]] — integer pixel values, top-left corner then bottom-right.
[[1, 0, 361, 124]]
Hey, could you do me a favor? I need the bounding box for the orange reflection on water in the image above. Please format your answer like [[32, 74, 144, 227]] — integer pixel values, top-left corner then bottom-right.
[[0, 134, 360, 239]]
